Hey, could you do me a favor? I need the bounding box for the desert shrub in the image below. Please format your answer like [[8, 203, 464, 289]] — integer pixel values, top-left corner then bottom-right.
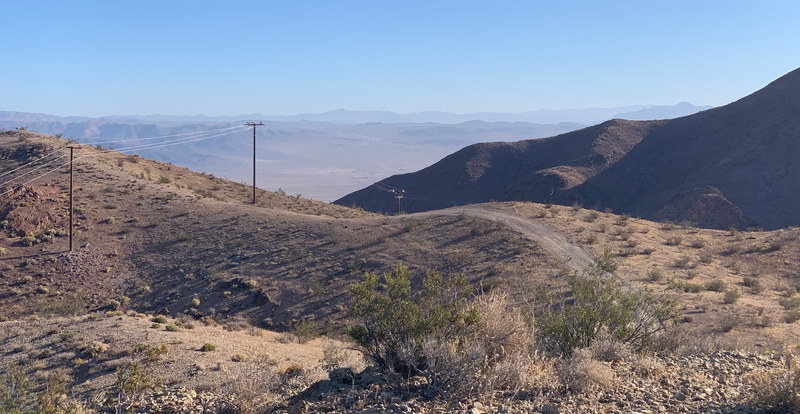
[[189, 298, 200, 307], [634, 355, 665, 378], [668, 280, 704, 293], [664, 236, 683, 246], [200, 343, 216, 352], [157, 175, 171, 184], [165, 325, 177, 332], [595, 248, 618, 273], [719, 312, 741, 332], [151, 315, 167, 324], [743, 277, 765, 294], [0, 361, 88, 414], [538, 262, 679, 356], [87, 341, 109, 357], [556, 348, 614, 393], [220, 355, 281, 414], [109, 299, 121, 310], [724, 289, 741, 304], [293, 320, 320, 344], [584, 211, 599, 222], [706, 280, 726, 292], [647, 268, 664, 282], [231, 354, 247, 362], [20, 236, 37, 247], [320, 342, 352, 370], [746, 351, 800, 411], [348, 266, 543, 398], [689, 239, 706, 249], [611, 215, 628, 228], [779, 297, 800, 311], [588, 330, 635, 362], [348, 265, 477, 372], [673, 255, 693, 268], [113, 343, 164, 414], [660, 220, 677, 230], [698, 255, 713, 265], [785, 310, 800, 324]]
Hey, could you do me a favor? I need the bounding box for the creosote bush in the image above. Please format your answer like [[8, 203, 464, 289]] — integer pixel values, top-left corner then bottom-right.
[[538, 260, 680, 356], [348, 265, 549, 398], [747, 350, 800, 411]]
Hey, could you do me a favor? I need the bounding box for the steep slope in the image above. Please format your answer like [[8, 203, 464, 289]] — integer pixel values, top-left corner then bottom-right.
[[568, 68, 800, 230], [335, 119, 662, 213], [0, 131, 557, 327], [338, 67, 800, 230]]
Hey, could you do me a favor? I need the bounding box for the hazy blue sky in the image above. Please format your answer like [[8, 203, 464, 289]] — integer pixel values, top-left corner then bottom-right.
[[3, 1, 799, 117]]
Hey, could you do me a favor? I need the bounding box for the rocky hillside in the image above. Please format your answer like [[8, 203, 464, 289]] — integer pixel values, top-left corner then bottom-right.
[[337, 67, 800, 230]]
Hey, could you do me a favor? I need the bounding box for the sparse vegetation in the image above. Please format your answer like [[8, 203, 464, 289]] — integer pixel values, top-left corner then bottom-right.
[[724, 289, 741, 304]]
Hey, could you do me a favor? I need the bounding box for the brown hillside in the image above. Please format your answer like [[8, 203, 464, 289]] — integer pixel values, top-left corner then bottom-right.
[[0, 131, 557, 328], [335, 119, 662, 213], [569, 67, 800, 230], [337, 67, 800, 230]]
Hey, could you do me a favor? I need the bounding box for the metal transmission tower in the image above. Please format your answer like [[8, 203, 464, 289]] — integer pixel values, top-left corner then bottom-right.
[[244, 122, 265, 204], [392, 189, 406, 215]]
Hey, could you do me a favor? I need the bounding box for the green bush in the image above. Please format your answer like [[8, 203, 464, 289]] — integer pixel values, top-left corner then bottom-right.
[[348, 265, 478, 372], [151, 315, 167, 324], [594, 248, 618, 273], [706, 280, 726, 292], [293, 319, 320, 343], [200, 343, 216, 352], [165, 325, 177, 332], [779, 297, 800, 311], [724, 289, 741, 304], [538, 262, 680, 356]]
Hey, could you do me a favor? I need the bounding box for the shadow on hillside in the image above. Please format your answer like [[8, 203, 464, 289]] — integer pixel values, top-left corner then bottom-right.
[[0, 250, 66, 261]]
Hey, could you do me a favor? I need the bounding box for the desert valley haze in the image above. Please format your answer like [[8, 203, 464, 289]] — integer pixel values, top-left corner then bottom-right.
[[2, 2, 800, 414]]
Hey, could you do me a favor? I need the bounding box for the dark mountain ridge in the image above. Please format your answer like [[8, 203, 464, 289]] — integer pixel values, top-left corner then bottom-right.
[[336, 67, 800, 230]]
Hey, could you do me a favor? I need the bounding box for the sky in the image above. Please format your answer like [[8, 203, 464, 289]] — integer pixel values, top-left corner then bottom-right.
[[2, 0, 799, 117]]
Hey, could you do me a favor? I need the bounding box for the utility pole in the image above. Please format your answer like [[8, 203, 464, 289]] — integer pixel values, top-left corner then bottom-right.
[[67, 145, 81, 252], [392, 189, 406, 215], [244, 122, 264, 204]]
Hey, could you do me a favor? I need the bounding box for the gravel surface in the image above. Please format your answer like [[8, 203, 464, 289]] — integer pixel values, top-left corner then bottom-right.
[[135, 351, 784, 414]]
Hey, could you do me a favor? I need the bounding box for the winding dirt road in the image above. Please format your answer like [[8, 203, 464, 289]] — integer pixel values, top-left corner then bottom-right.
[[408, 204, 596, 272]]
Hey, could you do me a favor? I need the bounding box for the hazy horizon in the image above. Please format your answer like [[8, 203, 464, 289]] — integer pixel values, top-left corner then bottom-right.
[[2, 1, 798, 118]]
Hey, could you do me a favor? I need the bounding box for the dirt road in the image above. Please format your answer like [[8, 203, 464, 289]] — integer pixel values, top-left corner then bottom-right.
[[409, 204, 595, 272]]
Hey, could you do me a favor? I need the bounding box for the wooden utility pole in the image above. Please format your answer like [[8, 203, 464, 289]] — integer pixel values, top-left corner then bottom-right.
[[245, 122, 264, 204], [67, 145, 81, 251], [392, 189, 406, 215]]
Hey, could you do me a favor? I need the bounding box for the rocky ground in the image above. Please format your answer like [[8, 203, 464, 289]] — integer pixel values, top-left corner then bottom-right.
[[132, 351, 786, 414]]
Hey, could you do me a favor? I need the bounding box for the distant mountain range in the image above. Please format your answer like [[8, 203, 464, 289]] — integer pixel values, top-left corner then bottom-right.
[[336, 67, 800, 230], [0, 102, 712, 202], [0, 102, 711, 127]]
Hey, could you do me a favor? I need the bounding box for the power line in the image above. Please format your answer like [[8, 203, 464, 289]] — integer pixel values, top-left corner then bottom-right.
[[0, 148, 66, 180], [82, 125, 247, 145], [85, 125, 251, 155], [0, 126, 249, 195], [0, 155, 69, 188], [370, 183, 394, 192], [0, 157, 74, 197]]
